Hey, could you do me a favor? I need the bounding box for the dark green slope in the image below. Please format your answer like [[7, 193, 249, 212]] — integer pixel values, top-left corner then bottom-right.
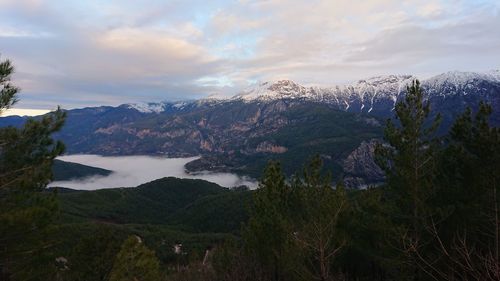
[[37, 222, 234, 280], [57, 177, 238, 225], [36, 177, 247, 280], [52, 159, 112, 181], [167, 190, 252, 234]]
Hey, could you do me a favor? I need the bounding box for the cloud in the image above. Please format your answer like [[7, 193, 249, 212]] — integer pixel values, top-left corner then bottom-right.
[[344, 12, 500, 75], [2, 108, 50, 116], [49, 155, 258, 190], [0, 0, 499, 108], [97, 28, 205, 60], [207, 0, 500, 85], [417, 2, 443, 18], [209, 12, 262, 38], [1, 25, 224, 107]]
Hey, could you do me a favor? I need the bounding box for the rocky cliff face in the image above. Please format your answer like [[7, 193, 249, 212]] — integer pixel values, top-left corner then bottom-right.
[[342, 140, 385, 188], [255, 141, 288, 154]]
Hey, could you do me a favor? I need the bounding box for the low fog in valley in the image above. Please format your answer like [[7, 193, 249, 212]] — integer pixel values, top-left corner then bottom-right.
[[49, 155, 257, 190]]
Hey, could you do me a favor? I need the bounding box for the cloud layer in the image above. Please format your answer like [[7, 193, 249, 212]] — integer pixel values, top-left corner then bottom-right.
[[49, 155, 257, 190], [0, 0, 499, 109]]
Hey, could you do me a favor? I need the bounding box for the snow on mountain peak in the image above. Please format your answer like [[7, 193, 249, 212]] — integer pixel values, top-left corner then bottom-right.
[[126, 102, 166, 113], [125, 70, 499, 113], [357, 74, 415, 86], [426, 71, 481, 85], [350, 74, 416, 97], [486, 69, 500, 81], [231, 75, 423, 103], [203, 93, 227, 100], [231, 70, 500, 103], [421, 70, 500, 98], [232, 80, 314, 101]]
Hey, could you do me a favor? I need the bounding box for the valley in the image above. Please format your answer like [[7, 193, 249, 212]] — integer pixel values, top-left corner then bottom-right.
[[3, 70, 498, 188], [2, 1, 499, 279]]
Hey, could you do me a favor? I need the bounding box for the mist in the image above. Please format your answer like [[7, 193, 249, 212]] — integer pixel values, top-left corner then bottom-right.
[[48, 155, 258, 190]]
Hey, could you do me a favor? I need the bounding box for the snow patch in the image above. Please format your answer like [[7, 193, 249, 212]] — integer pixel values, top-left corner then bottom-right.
[[127, 102, 165, 113]]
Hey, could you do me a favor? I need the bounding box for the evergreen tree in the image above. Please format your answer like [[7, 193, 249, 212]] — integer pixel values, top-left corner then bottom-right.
[[109, 235, 162, 281], [291, 156, 348, 281], [375, 80, 442, 278], [430, 102, 500, 280], [244, 158, 349, 281], [66, 226, 124, 281], [243, 161, 299, 281], [0, 56, 66, 280], [0, 58, 18, 112], [340, 186, 395, 280]]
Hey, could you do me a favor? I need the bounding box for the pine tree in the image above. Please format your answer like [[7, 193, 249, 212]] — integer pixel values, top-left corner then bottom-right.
[[375, 80, 442, 278], [67, 226, 124, 281], [243, 161, 299, 281], [244, 158, 349, 281], [431, 102, 500, 280], [109, 235, 162, 281], [0, 58, 18, 112], [292, 155, 347, 281], [0, 56, 66, 280]]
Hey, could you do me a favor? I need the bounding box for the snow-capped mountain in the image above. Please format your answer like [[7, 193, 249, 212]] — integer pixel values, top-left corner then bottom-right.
[[232, 80, 315, 101], [231, 71, 500, 115], [225, 70, 500, 125], [126, 102, 168, 113], [123, 70, 499, 119], [424, 70, 500, 97], [123, 100, 205, 114], [233, 75, 417, 107]]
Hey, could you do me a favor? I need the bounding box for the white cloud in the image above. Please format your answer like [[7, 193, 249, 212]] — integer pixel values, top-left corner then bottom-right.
[[49, 155, 258, 190], [0, 0, 499, 108], [417, 2, 443, 18], [2, 108, 51, 116]]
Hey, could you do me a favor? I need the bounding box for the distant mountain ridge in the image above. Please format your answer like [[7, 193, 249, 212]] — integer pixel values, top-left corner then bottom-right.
[[126, 70, 500, 117], [1, 70, 499, 187]]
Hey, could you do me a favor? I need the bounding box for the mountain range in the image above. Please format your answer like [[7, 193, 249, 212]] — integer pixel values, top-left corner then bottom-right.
[[2, 70, 499, 187], [128, 70, 500, 121]]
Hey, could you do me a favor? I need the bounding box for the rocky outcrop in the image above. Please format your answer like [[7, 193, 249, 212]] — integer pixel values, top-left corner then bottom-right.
[[200, 140, 213, 152], [342, 139, 385, 188], [255, 141, 287, 154]]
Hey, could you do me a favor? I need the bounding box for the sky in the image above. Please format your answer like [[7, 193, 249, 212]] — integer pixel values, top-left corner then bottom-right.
[[0, 0, 499, 111]]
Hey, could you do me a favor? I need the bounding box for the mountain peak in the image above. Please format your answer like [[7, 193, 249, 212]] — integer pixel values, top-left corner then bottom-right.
[[357, 74, 415, 86], [126, 102, 166, 113], [232, 79, 312, 101], [267, 80, 307, 94], [424, 70, 500, 89], [122, 70, 499, 110], [266, 79, 301, 87]]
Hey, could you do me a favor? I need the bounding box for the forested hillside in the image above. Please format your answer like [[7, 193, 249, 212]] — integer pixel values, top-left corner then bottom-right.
[[52, 159, 112, 181]]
